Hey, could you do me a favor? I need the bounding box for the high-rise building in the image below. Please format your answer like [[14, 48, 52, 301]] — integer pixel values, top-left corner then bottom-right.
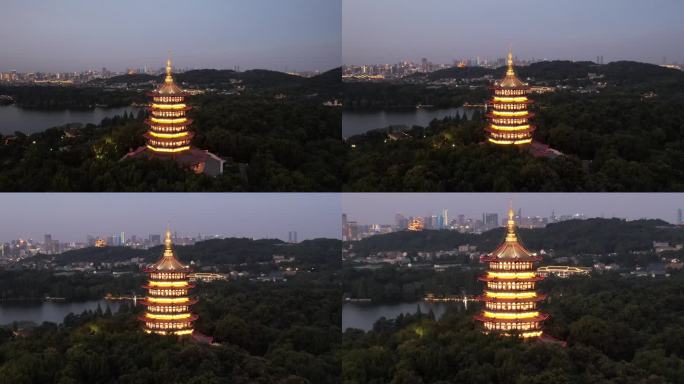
[[112, 233, 122, 247], [486, 51, 535, 145], [342, 214, 349, 241], [149, 234, 162, 247], [485, 213, 499, 229], [139, 228, 197, 336], [474, 204, 548, 338], [44, 234, 54, 254], [124, 58, 224, 176], [348, 221, 359, 240], [288, 231, 298, 243], [395, 213, 408, 230]]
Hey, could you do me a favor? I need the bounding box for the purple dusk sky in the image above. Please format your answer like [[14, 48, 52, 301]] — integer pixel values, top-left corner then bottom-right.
[[343, 0, 684, 65], [0, 193, 341, 243], [0, 0, 341, 72], [342, 193, 684, 225]]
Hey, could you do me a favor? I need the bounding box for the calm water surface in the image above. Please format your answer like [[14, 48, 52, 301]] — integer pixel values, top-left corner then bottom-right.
[[0, 300, 123, 325], [343, 301, 464, 331], [342, 107, 474, 138], [0, 104, 140, 135]]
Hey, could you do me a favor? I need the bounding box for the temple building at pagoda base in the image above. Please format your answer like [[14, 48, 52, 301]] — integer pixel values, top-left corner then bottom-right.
[[478, 140, 563, 159], [123, 146, 225, 177], [526, 141, 563, 159]]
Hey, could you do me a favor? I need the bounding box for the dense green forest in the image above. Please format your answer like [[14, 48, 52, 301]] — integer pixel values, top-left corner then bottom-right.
[[344, 61, 684, 191], [0, 270, 143, 301], [342, 273, 684, 384], [344, 267, 481, 303], [0, 279, 341, 384], [343, 83, 488, 110], [0, 86, 142, 109], [0, 94, 341, 191]]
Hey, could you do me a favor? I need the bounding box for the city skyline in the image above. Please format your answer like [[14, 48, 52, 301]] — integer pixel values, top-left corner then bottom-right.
[[0, 0, 341, 72], [342, 193, 684, 225], [0, 193, 341, 243], [343, 0, 684, 65]]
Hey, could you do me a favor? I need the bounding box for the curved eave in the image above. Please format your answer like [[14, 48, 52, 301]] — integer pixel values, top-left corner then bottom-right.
[[138, 314, 199, 322], [147, 106, 192, 112], [492, 85, 530, 91], [481, 256, 542, 263], [487, 112, 534, 119], [144, 267, 191, 273], [491, 99, 534, 105], [477, 294, 547, 302], [142, 283, 195, 290], [478, 276, 544, 282], [147, 91, 189, 97], [473, 313, 549, 323], [140, 298, 199, 306], [143, 132, 195, 143], [485, 126, 536, 134], [145, 118, 194, 127]]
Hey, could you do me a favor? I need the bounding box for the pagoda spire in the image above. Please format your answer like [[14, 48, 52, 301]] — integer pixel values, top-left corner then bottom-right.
[[163, 225, 174, 257], [165, 56, 174, 83], [506, 50, 515, 76], [506, 201, 517, 243]]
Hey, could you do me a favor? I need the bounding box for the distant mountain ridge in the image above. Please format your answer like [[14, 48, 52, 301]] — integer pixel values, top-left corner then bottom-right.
[[426, 60, 684, 85], [89, 67, 341, 91], [24, 237, 341, 270], [350, 218, 683, 256]]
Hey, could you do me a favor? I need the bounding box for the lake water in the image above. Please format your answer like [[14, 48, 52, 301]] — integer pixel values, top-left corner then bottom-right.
[[343, 301, 463, 331], [0, 105, 140, 135], [0, 300, 124, 325], [342, 107, 475, 138]]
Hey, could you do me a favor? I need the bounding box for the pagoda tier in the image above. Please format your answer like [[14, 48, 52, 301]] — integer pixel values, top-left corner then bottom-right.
[[486, 51, 536, 145], [474, 204, 548, 339], [143, 59, 194, 154], [139, 228, 197, 336]]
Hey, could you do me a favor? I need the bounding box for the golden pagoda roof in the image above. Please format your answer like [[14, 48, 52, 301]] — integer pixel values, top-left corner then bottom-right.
[[490, 203, 534, 259], [155, 59, 184, 95], [150, 227, 189, 271], [497, 51, 526, 88]]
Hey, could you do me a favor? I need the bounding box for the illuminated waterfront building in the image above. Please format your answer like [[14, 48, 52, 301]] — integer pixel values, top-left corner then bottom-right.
[[124, 58, 224, 176], [486, 51, 535, 145], [537, 265, 591, 278], [474, 204, 548, 338], [139, 228, 197, 336]]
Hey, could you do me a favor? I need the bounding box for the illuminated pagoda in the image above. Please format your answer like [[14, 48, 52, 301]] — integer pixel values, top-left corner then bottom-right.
[[474, 204, 548, 338], [139, 227, 198, 336], [486, 51, 535, 145], [124, 58, 224, 176]]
